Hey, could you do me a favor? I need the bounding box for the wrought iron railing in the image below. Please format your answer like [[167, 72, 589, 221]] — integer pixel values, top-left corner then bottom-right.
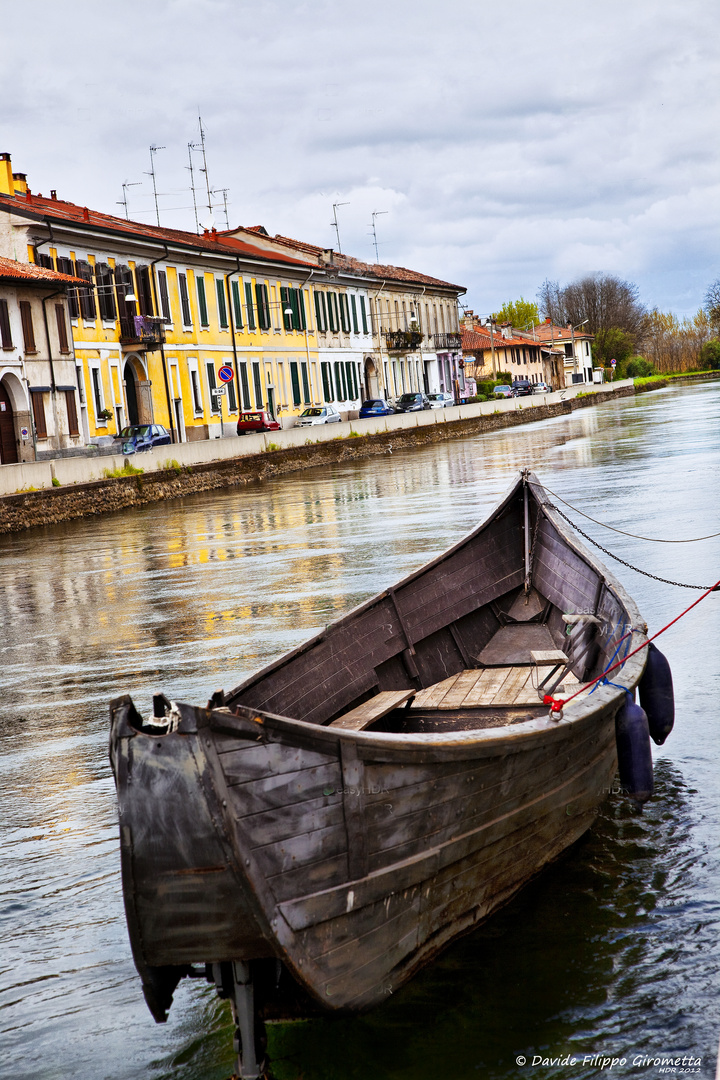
[[384, 329, 423, 351], [433, 332, 462, 350]]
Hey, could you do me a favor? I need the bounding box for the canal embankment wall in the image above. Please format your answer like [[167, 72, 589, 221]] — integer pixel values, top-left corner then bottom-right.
[[0, 376, 708, 535]]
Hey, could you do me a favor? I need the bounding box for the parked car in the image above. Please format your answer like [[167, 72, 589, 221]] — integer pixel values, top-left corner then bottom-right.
[[237, 410, 281, 435], [295, 405, 342, 427], [511, 380, 534, 396], [359, 399, 394, 418], [534, 382, 552, 394], [120, 424, 171, 454], [427, 392, 454, 409], [493, 384, 513, 398], [394, 393, 430, 413]]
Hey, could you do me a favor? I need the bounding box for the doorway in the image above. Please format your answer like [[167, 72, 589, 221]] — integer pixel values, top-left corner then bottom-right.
[[124, 360, 139, 425], [0, 381, 18, 464]]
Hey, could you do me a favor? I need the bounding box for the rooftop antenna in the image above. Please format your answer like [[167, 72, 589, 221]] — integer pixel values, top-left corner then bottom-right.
[[117, 181, 141, 221], [369, 209, 388, 263], [212, 188, 230, 229], [146, 145, 165, 226], [331, 201, 349, 254], [186, 142, 200, 233], [197, 115, 213, 220]]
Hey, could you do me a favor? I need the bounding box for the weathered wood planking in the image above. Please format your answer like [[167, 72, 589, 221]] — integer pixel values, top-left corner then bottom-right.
[[330, 689, 415, 730]]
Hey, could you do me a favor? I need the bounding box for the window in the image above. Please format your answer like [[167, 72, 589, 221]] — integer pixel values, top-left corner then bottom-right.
[[280, 287, 306, 331], [255, 283, 271, 330], [190, 367, 203, 412], [31, 391, 47, 438], [350, 295, 358, 334], [91, 367, 103, 419], [290, 361, 301, 406], [76, 261, 96, 321], [57, 258, 79, 319], [216, 279, 228, 329], [231, 281, 243, 329], [36, 252, 54, 270], [334, 362, 346, 401], [157, 271, 171, 322], [245, 282, 256, 330], [238, 362, 251, 408], [345, 361, 357, 400], [55, 305, 70, 353], [206, 361, 219, 414], [197, 276, 209, 327], [339, 293, 350, 333], [227, 373, 237, 411], [314, 290, 327, 332], [327, 292, 339, 332], [360, 295, 368, 334], [64, 389, 79, 436], [301, 362, 310, 403], [19, 301, 36, 353], [252, 362, 263, 408], [135, 266, 153, 316], [321, 362, 333, 401], [96, 264, 116, 320], [0, 300, 12, 348], [179, 273, 192, 325]]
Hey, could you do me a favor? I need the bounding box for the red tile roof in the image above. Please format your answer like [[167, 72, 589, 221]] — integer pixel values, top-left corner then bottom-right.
[[0, 255, 86, 286], [526, 321, 593, 342], [461, 329, 493, 351], [0, 191, 314, 269]]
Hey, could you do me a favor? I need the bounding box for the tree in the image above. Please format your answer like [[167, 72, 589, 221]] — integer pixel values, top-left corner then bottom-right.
[[492, 297, 540, 329], [537, 279, 563, 324], [699, 339, 720, 370], [703, 280, 720, 331], [536, 273, 646, 337], [592, 327, 635, 367]]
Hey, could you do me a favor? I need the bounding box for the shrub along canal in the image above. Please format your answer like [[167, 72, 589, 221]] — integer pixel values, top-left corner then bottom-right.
[[0, 380, 718, 1080]]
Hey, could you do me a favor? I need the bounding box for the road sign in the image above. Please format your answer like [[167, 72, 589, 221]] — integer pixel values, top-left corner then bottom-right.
[[218, 365, 234, 383], [20, 427, 29, 438], [212, 386, 227, 396], [610, 359, 617, 367]]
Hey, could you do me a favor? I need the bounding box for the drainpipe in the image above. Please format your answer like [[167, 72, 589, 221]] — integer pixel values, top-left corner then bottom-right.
[[225, 260, 242, 413], [40, 287, 64, 450], [19, 354, 37, 459], [148, 244, 176, 443]]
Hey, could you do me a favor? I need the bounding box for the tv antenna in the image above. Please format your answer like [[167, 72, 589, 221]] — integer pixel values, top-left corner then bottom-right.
[[146, 145, 165, 226], [186, 142, 201, 233], [331, 201, 349, 254], [369, 210, 388, 263], [212, 188, 230, 229], [117, 181, 141, 220], [197, 115, 213, 220]]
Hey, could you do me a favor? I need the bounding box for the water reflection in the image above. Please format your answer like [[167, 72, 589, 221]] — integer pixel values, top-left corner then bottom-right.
[[0, 382, 719, 1079]]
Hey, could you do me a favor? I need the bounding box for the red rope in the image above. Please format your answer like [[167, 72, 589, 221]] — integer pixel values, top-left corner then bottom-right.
[[544, 576, 720, 715]]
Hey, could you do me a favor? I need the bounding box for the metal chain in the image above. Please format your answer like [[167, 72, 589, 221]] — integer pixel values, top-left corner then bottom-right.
[[545, 501, 717, 591]]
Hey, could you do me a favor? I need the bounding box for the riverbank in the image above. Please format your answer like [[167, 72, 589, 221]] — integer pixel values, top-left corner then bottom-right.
[[0, 375, 711, 535]]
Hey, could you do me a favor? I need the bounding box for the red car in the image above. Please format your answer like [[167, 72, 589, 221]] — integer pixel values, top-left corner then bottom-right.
[[236, 410, 281, 435]]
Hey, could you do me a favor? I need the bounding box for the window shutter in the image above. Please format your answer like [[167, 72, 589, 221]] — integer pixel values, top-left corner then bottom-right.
[[0, 300, 12, 348], [293, 288, 306, 331], [334, 362, 343, 400], [55, 305, 69, 352], [197, 276, 209, 326], [57, 258, 80, 319], [76, 261, 97, 321], [301, 362, 310, 403], [339, 294, 350, 333], [31, 391, 47, 438], [96, 264, 117, 320], [19, 301, 36, 352], [290, 362, 301, 406], [255, 283, 270, 330], [216, 279, 228, 328], [252, 361, 264, 409], [350, 295, 358, 334], [206, 361, 219, 413], [360, 296, 368, 334], [321, 362, 332, 401], [327, 292, 339, 332], [280, 286, 292, 330], [64, 389, 79, 436], [232, 281, 243, 329], [36, 252, 54, 270], [227, 376, 237, 411], [345, 361, 355, 400], [245, 282, 256, 330], [158, 271, 171, 322], [179, 273, 192, 325], [314, 291, 326, 332], [238, 362, 250, 408]]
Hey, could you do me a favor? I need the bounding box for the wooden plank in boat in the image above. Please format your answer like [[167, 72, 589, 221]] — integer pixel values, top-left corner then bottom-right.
[[477, 623, 558, 666], [329, 689, 416, 730], [530, 650, 569, 665], [491, 666, 534, 706], [440, 670, 486, 709], [412, 674, 460, 710]]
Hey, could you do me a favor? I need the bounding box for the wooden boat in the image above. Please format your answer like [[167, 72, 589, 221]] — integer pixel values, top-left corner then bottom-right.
[[109, 470, 649, 1078]]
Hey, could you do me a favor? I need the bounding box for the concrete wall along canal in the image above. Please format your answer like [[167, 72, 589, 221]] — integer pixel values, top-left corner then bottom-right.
[[0, 382, 635, 533]]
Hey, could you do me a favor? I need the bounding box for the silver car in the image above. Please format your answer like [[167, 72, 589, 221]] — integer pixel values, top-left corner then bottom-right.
[[427, 392, 454, 409], [295, 405, 343, 427]]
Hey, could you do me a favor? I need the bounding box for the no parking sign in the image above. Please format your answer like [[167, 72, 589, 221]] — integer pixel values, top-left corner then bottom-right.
[[218, 365, 234, 383]]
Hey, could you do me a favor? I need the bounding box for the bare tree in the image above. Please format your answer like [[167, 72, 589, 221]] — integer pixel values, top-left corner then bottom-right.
[[703, 279, 720, 330]]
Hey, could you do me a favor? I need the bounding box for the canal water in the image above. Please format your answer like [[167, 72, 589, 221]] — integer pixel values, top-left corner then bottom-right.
[[1, 382, 718, 1080]]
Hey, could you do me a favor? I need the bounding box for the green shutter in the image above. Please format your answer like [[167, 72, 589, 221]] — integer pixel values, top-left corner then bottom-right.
[[321, 362, 332, 401], [227, 375, 237, 411], [334, 362, 343, 400], [178, 273, 192, 325], [280, 286, 292, 330], [245, 282, 256, 330], [328, 293, 338, 332], [345, 362, 355, 400], [252, 362, 263, 409], [290, 362, 301, 406], [314, 291, 324, 332], [296, 289, 306, 331], [360, 295, 368, 334], [238, 362, 250, 408], [197, 277, 209, 326], [340, 294, 350, 333], [232, 281, 243, 328], [216, 279, 228, 328], [350, 294, 358, 334], [301, 362, 310, 403], [256, 283, 270, 330]]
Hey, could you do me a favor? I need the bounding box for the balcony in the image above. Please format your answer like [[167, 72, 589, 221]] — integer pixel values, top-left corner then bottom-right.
[[119, 314, 166, 347], [433, 332, 462, 351], [385, 329, 423, 352]]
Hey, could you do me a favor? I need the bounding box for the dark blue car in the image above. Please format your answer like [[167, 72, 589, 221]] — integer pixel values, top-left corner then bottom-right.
[[359, 398, 394, 418], [121, 424, 171, 454]]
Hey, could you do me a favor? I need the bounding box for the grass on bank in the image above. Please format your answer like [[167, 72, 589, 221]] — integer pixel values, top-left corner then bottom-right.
[[103, 460, 144, 479]]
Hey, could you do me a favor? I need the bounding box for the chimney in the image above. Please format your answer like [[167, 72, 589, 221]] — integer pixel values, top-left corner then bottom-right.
[[50, 189, 57, 201], [319, 249, 334, 266], [0, 153, 13, 196], [12, 172, 27, 196]]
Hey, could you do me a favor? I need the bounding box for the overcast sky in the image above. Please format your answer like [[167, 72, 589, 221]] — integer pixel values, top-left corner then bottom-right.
[[3, 0, 719, 316]]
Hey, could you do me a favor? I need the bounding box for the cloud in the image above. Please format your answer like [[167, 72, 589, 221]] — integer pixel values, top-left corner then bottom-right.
[[2, 0, 720, 314]]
